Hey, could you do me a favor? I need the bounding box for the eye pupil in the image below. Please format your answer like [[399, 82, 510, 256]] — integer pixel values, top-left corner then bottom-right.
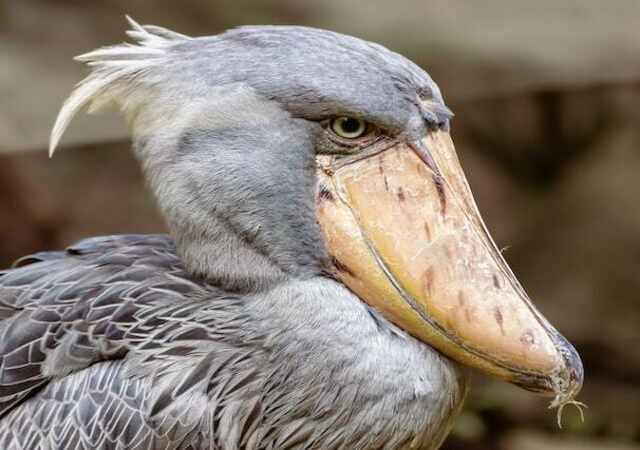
[[341, 118, 361, 134]]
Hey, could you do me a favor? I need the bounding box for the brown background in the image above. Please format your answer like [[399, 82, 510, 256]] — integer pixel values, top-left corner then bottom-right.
[[1, 1, 639, 449]]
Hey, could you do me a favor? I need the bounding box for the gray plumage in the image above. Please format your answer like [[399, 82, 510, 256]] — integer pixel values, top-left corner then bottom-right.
[[1, 19, 465, 450]]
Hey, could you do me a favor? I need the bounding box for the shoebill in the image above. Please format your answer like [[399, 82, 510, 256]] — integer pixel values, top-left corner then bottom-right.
[[0, 18, 583, 450]]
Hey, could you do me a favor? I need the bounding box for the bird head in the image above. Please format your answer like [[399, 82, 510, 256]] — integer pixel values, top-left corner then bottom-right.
[[50, 18, 583, 414]]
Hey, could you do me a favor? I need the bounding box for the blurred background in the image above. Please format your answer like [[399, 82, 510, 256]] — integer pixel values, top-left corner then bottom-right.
[[1, 1, 639, 449]]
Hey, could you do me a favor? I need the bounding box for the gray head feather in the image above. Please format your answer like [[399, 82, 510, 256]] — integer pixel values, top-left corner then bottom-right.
[[50, 17, 451, 155], [50, 18, 453, 292]]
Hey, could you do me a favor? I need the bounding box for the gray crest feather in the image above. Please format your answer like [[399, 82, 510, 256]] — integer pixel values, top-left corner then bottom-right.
[[49, 17, 190, 156]]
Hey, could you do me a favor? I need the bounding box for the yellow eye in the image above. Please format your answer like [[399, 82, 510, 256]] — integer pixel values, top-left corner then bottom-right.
[[330, 117, 367, 139]]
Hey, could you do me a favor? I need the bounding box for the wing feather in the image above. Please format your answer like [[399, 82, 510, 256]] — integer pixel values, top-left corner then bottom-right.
[[0, 235, 202, 419]]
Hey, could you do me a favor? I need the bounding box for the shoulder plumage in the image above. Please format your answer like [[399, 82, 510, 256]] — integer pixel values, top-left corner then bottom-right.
[[0, 233, 211, 419]]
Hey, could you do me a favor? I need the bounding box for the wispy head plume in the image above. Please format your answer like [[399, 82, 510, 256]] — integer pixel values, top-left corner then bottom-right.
[[49, 16, 191, 157]]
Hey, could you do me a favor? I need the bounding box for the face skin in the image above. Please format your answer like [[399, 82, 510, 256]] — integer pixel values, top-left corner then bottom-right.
[[50, 22, 583, 413]]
